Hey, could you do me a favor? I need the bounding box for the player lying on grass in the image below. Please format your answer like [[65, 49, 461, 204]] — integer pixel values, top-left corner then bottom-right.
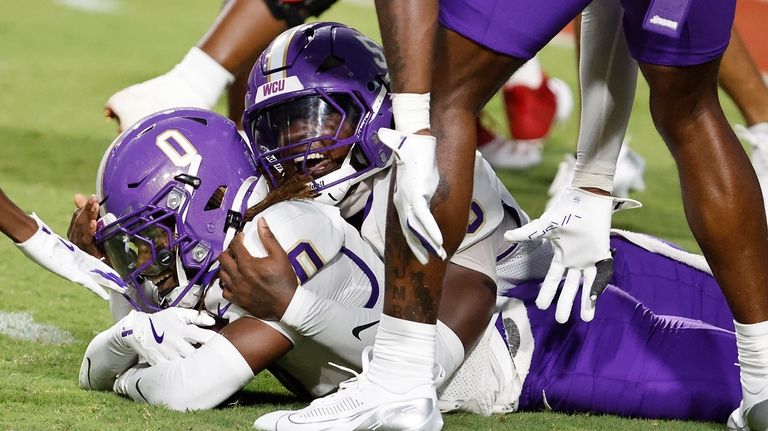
[[76, 25, 742, 423]]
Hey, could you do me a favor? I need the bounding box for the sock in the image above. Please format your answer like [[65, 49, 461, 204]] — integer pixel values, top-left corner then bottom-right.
[[172, 47, 234, 108], [367, 314, 437, 393], [735, 319, 768, 408]]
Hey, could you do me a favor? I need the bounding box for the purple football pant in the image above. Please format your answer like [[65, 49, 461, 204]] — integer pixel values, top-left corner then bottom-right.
[[439, 0, 733, 65], [505, 237, 740, 421]]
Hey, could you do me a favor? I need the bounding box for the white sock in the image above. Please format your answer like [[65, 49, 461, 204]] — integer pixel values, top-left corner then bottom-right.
[[367, 314, 437, 393], [172, 47, 234, 108], [735, 319, 768, 408]]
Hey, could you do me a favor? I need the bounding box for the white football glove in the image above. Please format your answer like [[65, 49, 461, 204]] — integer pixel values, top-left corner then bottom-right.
[[15, 213, 126, 300], [378, 127, 446, 265], [115, 308, 216, 366], [504, 188, 641, 323]]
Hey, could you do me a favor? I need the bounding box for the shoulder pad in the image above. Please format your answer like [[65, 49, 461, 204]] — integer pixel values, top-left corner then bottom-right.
[[242, 200, 346, 283]]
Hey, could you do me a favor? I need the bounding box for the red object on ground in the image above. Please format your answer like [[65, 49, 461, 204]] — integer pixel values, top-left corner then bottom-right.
[[503, 75, 558, 141]]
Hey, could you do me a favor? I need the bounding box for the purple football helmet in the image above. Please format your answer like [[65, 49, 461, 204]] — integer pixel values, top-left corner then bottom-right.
[[95, 108, 263, 311], [243, 22, 393, 205]]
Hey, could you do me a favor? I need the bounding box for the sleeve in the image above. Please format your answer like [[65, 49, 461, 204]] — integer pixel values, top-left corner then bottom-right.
[[571, 0, 638, 192], [280, 287, 381, 365], [79, 325, 138, 391], [112, 333, 254, 411]]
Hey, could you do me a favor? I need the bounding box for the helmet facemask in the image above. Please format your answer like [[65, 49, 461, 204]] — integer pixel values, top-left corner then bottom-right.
[[96, 183, 215, 312], [252, 91, 386, 204]]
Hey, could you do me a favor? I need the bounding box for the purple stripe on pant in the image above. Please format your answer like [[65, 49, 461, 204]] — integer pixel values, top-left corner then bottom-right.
[[504, 237, 740, 421]]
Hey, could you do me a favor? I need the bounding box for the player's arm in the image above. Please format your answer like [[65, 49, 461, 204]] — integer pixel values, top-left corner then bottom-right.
[[372, 0, 447, 263], [505, 0, 642, 323], [571, 0, 638, 192], [112, 317, 291, 410], [80, 308, 216, 391], [0, 188, 37, 242], [1, 189, 124, 300]]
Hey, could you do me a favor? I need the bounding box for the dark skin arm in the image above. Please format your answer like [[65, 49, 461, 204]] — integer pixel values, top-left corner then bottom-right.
[[0, 188, 38, 243], [219, 218, 297, 321], [219, 316, 293, 373]]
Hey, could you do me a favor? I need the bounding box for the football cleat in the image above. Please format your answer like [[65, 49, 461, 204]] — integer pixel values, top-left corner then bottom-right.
[[105, 72, 214, 132], [728, 399, 768, 431], [253, 349, 443, 431], [735, 123, 768, 217], [105, 48, 233, 132], [476, 120, 542, 170]]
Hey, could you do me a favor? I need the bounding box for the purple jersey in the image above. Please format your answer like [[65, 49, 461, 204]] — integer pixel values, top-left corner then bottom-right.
[[439, 0, 734, 66]]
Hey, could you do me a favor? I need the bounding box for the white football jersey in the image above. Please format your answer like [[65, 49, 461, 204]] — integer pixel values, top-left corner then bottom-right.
[[360, 151, 543, 282], [203, 199, 385, 397]]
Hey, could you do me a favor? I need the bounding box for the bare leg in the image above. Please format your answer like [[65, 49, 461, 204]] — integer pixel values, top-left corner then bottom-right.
[[383, 27, 522, 324], [640, 59, 768, 323], [198, 0, 286, 75], [719, 28, 768, 126]]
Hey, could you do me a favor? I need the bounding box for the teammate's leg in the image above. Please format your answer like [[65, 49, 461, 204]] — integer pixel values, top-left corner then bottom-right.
[[105, 0, 288, 130]]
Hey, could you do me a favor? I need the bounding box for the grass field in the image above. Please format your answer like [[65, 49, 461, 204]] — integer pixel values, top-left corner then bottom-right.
[[0, 0, 749, 429]]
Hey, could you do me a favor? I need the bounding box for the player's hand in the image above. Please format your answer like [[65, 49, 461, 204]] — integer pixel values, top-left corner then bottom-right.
[[67, 193, 104, 259], [378, 127, 446, 265], [504, 187, 641, 323], [218, 218, 298, 321], [15, 213, 126, 300], [116, 308, 216, 365]]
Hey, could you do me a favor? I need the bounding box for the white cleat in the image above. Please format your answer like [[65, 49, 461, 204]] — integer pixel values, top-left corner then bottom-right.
[[478, 136, 543, 170], [728, 399, 768, 431], [105, 71, 214, 132], [105, 48, 233, 132], [736, 122, 768, 217], [253, 350, 443, 431]]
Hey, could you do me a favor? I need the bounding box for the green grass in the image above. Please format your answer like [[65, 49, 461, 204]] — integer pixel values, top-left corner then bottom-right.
[[0, 0, 747, 429]]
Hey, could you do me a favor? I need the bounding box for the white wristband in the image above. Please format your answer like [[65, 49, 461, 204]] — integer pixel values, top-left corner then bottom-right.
[[391, 93, 431, 134]]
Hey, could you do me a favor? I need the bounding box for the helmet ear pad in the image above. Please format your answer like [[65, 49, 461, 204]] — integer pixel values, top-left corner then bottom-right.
[[243, 22, 394, 200], [96, 108, 261, 311]]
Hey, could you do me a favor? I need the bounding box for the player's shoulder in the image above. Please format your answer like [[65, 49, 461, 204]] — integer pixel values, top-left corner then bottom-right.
[[242, 199, 347, 282]]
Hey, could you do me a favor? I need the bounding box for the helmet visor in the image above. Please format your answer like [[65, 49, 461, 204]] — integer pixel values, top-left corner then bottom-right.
[[251, 94, 361, 181]]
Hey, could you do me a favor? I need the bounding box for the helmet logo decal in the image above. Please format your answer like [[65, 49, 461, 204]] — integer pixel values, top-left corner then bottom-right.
[[254, 76, 305, 104], [353, 34, 387, 70], [155, 129, 198, 167]]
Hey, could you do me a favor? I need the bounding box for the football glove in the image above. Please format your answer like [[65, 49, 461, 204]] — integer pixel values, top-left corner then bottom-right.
[[116, 308, 216, 366], [504, 188, 640, 323], [16, 213, 126, 300], [378, 127, 446, 265]]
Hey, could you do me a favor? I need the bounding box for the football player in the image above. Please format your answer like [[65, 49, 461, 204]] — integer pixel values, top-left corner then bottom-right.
[[305, 0, 768, 429], [79, 28, 743, 425]]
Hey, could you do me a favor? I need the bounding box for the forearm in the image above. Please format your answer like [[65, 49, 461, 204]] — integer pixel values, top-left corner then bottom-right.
[[112, 333, 254, 410], [79, 327, 137, 391], [0, 189, 37, 243], [572, 0, 638, 192]]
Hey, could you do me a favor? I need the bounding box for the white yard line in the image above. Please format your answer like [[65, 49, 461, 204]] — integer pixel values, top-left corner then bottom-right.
[[0, 311, 75, 345], [53, 0, 122, 14]]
